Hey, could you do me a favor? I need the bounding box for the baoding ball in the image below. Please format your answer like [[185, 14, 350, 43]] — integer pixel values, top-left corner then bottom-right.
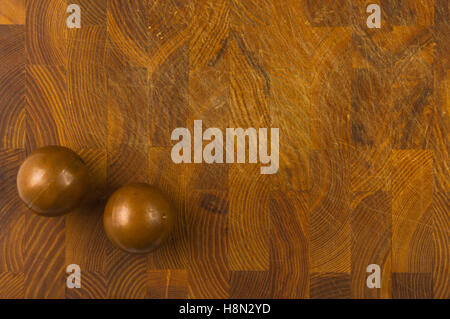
[[17, 146, 89, 216], [103, 183, 175, 254]]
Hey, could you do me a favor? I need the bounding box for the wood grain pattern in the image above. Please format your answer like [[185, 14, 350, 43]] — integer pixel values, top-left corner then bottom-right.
[[187, 191, 229, 298], [26, 65, 67, 150], [310, 273, 351, 299], [0, 0, 25, 25], [269, 191, 309, 298], [0, 149, 26, 272], [147, 270, 188, 299], [266, 1, 311, 191], [230, 271, 272, 299], [306, 0, 351, 27], [66, 271, 106, 299], [391, 26, 433, 149], [72, 0, 106, 27], [432, 2, 449, 193], [392, 273, 433, 299], [310, 27, 351, 150], [432, 192, 449, 299], [0, 272, 24, 298], [229, 165, 270, 271], [0, 0, 448, 299], [65, 149, 107, 272], [105, 248, 147, 299], [147, 147, 188, 270], [392, 150, 433, 273], [23, 214, 65, 298], [67, 27, 107, 148], [310, 150, 351, 273], [150, 43, 189, 147], [351, 191, 391, 298], [0, 26, 25, 148], [105, 2, 153, 291], [26, 0, 67, 66]]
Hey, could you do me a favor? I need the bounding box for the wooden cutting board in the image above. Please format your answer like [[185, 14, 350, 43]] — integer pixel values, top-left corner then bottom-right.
[[0, 0, 448, 299]]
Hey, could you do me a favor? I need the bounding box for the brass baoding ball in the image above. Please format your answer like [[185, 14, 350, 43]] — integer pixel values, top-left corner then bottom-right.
[[103, 183, 175, 254], [17, 146, 90, 217]]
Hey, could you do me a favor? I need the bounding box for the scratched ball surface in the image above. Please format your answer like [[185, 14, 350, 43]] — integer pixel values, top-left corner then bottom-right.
[[103, 183, 175, 254], [17, 146, 89, 216]]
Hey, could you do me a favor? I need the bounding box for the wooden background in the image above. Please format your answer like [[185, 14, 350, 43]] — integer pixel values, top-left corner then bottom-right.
[[0, 0, 448, 299]]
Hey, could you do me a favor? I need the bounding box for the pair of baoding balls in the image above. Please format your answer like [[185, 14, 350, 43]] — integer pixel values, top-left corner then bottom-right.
[[17, 146, 175, 254]]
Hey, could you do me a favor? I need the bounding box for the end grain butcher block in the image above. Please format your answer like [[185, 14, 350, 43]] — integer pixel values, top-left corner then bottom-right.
[[0, 0, 448, 299]]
